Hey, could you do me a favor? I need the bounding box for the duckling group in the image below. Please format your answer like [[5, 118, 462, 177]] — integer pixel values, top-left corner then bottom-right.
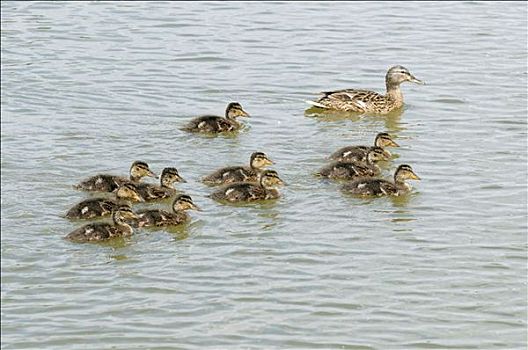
[[64, 65, 424, 243]]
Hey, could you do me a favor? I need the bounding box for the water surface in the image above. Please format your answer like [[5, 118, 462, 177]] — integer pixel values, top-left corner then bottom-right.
[[1, 2, 527, 349]]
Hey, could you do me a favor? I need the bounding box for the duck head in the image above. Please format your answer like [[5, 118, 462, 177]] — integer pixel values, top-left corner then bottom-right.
[[172, 194, 201, 212], [386, 66, 424, 88], [130, 161, 157, 182], [250, 152, 274, 169], [225, 102, 250, 119]]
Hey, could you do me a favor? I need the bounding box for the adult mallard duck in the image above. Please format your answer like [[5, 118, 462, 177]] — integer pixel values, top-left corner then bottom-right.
[[136, 194, 200, 228], [74, 161, 157, 193], [65, 183, 143, 220], [136, 167, 185, 201], [64, 206, 139, 243], [330, 132, 399, 162], [316, 148, 389, 180], [202, 152, 274, 186], [342, 164, 420, 196], [306, 66, 424, 114], [209, 169, 285, 202], [182, 102, 250, 133]]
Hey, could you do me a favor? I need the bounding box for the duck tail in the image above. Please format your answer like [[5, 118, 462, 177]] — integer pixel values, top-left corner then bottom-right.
[[304, 100, 328, 109]]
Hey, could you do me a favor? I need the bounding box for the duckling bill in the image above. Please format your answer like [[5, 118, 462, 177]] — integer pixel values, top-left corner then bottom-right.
[[182, 102, 250, 133]]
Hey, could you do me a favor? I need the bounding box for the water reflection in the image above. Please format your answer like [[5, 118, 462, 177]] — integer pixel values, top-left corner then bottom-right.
[[305, 106, 405, 136]]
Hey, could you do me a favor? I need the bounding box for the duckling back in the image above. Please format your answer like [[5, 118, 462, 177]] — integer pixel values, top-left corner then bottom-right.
[[183, 115, 239, 133], [65, 198, 119, 220], [136, 209, 188, 227], [74, 174, 125, 192], [65, 222, 132, 243]]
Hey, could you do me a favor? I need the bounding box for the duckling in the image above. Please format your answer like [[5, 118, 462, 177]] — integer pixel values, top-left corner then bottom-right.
[[182, 102, 250, 133], [306, 66, 424, 114], [210, 169, 285, 202], [65, 183, 143, 220], [342, 164, 420, 196], [330, 132, 399, 162], [316, 148, 389, 180], [64, 206, 139, 243], [202, 152, 274, 186], [136, 167, 185, 201], [74, 161, 157, 193], [136, 194, 200, 228]]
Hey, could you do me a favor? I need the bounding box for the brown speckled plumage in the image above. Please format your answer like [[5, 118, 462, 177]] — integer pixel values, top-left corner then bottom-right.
[[65, 206, 138, 243], [342, 164, 420, 197], [136, 195, 200, 227], [136, 167, 185, 201], [307, 66, 424, 114], [66, 183, 142, 220], [74, 161, 156, 193], [317, 148, 389, 180], [209, 170, 284, 202], [329, 133, 399, 162], [182, 102, 250, 133], [202, 152, 274, 186]]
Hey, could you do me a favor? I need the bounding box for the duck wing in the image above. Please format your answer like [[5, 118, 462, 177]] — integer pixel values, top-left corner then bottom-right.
[[137, 209, 185, 227], [210, 182, 266, 202], [74, 174, 124, 192], [66, 198, 117, 219], [65, 222, 123, 242], [329, 145, 369, 162], [313, 89, 386, 112], [203, 166, 256, 185], [343, 178, 397, 196], [136, 183, 174, 200], [183, 115, 238, 133]]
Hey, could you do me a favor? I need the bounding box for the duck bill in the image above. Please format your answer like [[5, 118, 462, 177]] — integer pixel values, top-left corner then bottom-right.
[[148, 170, 157, 178], [126, 212, 140, 220], [177, 176, 187, 183], [239, 110, 250, 118], [134, 195, 145, 203], [409, 172, 421, 180], [382, 150, 392, 160], [264, 159, 275, 166], [387, 140, 400, 147], [190, 203, 202, 211], [409, 75, 425, 85]]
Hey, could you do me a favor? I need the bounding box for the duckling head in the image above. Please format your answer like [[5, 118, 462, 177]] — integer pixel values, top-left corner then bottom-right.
[[130, 161, 157, 181], [172, 194, 201, 212], [375, 132, 399, 148], [250, 152, 274, 169], [113, 205, 139, 225], [116, 183, 144, 202], [386, 66, 424, 87], [260, 170, 285, 188], [394, 164, 421, 182], [367, 147, 391, 163], [161, 167, 186, 187], [226, 102, 250, 119]]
